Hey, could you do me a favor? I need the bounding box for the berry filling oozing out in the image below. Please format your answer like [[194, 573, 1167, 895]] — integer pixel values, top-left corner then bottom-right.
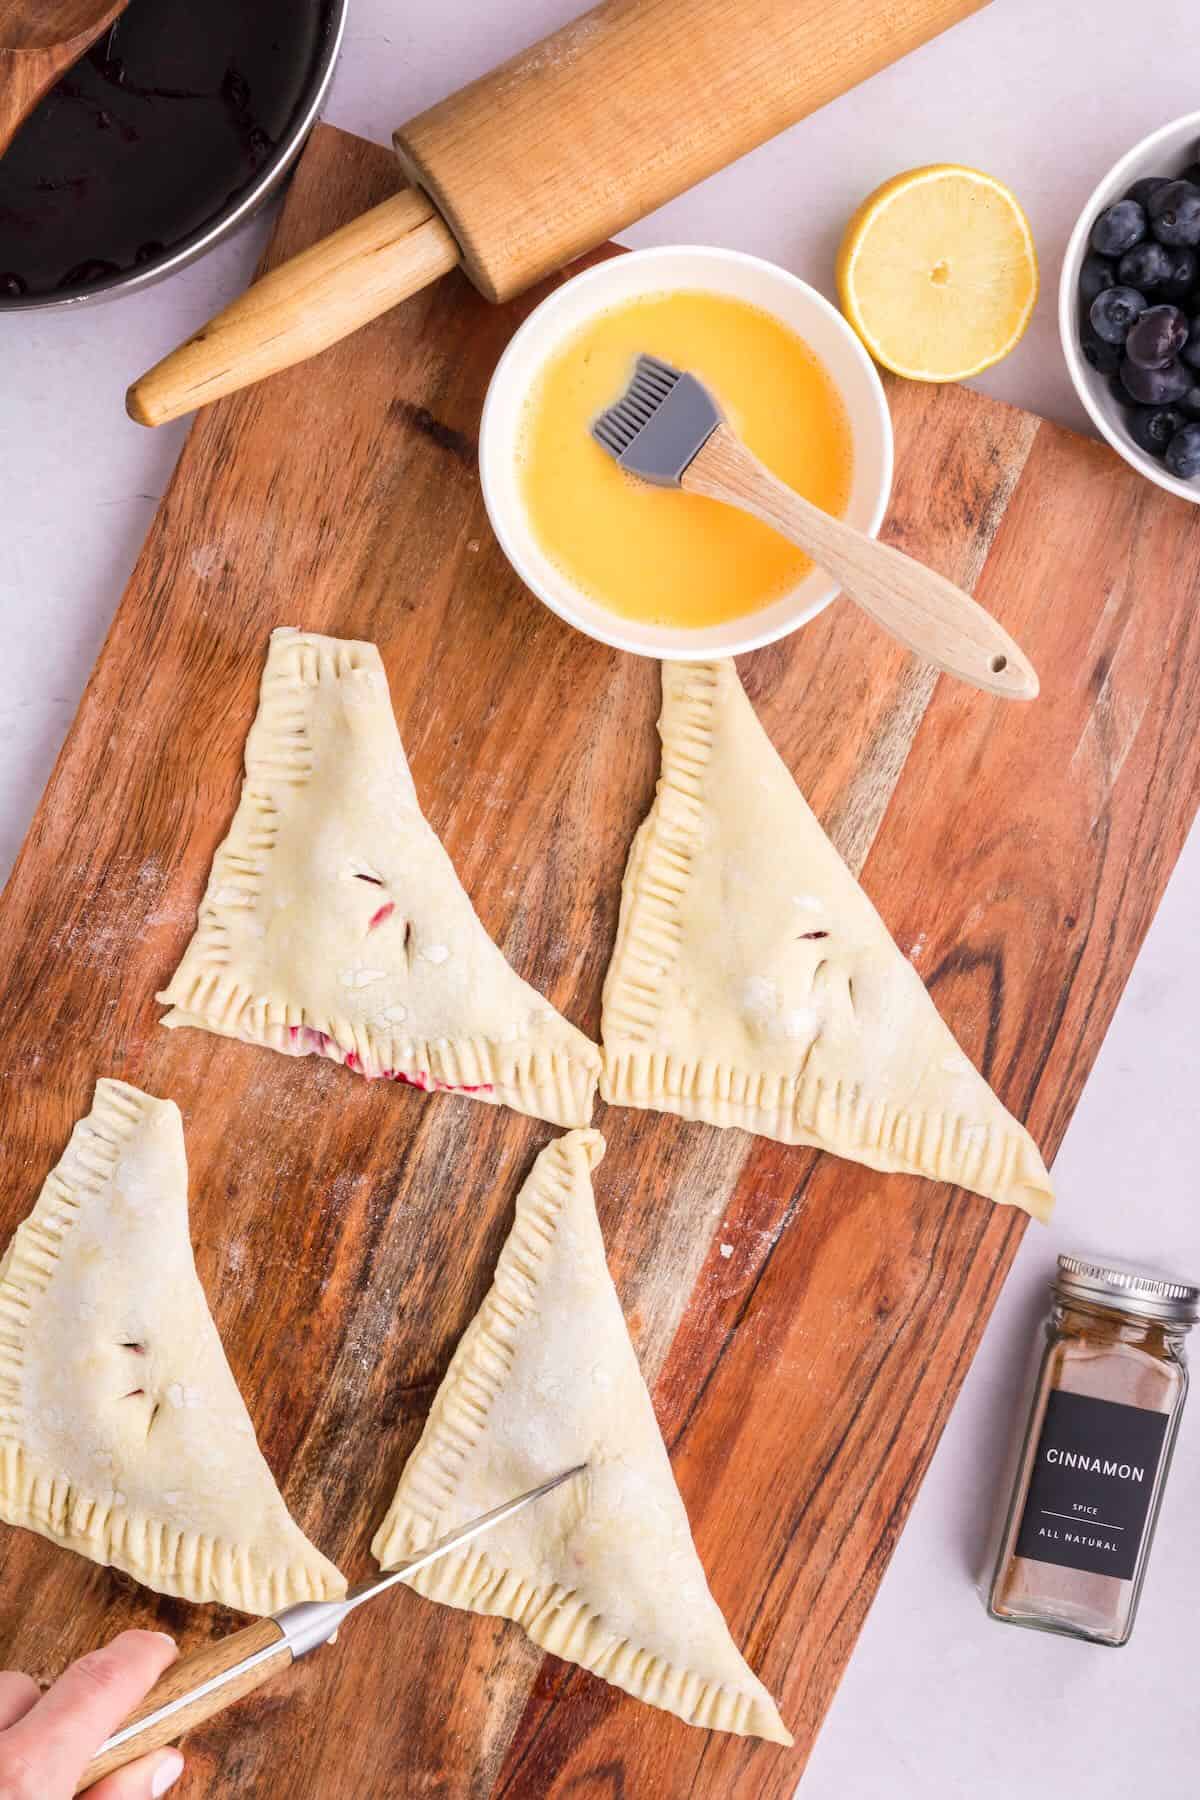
[[284, 1024, 493, 1094]]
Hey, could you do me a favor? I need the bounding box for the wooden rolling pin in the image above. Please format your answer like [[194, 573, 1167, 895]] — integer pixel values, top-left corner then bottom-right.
[[128, 0, 988, 426]]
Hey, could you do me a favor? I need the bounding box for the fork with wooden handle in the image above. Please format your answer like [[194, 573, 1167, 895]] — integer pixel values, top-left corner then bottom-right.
[[593, 355, 1038, 700]]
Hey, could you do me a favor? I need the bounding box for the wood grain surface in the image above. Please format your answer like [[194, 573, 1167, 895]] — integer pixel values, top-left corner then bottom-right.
[[394, 0, 989, 301], [1, 125, 1198, 1798]]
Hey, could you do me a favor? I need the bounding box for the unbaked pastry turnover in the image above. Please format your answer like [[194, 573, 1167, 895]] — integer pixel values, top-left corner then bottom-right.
[[372, 1129, 790, 1744], [0, 1079, 344, 1611], [158, 628, 599, 1128], [601, 661, 1053, 1220]]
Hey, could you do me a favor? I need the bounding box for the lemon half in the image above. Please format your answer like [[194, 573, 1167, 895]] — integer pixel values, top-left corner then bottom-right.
[[837, 165, 1038, 382]]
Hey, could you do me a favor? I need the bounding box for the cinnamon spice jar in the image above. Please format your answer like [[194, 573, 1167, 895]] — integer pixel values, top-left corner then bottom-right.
[[988, 1254, 1198, 1645]]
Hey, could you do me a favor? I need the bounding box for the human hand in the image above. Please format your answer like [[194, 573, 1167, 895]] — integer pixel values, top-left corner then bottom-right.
[[0, 1630, 184, 1799]]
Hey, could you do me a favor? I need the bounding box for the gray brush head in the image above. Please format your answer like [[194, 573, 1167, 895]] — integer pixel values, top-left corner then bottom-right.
[[591, 354, 721, 486]]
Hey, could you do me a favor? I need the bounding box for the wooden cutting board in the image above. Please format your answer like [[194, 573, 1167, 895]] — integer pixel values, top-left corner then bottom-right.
[[1, 123, 1199, 1797]]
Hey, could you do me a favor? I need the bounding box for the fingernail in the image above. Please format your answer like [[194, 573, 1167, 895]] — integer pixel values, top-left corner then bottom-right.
[[151, 1749, 184, 1795], [151, 1632, 177, 1650]]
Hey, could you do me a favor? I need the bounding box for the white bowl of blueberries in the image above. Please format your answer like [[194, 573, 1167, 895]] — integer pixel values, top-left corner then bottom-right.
[[1060, 111, 1200, 500]]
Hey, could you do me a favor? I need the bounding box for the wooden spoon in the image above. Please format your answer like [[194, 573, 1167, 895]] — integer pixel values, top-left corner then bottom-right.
[[0, 0, 131, 159]]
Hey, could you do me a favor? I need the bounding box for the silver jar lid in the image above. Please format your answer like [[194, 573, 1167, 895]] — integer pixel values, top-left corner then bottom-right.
[[1056, 1254, 1200, 1325]]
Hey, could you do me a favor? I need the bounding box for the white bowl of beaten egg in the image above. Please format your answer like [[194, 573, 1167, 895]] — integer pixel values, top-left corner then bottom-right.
[[480, 245, 893, 659]]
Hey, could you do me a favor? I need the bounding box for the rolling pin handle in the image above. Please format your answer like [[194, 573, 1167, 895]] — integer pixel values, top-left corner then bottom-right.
[[126, 188, 462, 428]]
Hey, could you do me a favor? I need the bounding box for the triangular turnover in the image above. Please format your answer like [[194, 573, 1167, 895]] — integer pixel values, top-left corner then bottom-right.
[[158, 629, 599, 1128], [600, 661, 1052, 1218], [372, 1129, 790, 1744], [0, 1079, 344, 1612]]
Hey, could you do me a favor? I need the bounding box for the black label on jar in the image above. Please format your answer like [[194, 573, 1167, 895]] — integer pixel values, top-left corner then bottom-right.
[[1014, 1389, 1169, 1580]]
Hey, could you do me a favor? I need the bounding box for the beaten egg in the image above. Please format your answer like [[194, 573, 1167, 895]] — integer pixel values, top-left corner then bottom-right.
[[517, 289, 853, 631]]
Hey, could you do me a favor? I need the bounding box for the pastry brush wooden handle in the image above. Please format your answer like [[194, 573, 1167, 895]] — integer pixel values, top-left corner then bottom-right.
[[126, 188, 461, 427], [75, 1618, 292, 1793], [684, 425, 1039, 701]]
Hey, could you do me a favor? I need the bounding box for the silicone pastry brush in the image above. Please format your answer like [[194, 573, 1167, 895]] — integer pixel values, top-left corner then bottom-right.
[[76, 1465, 586, 1794], [593, 355, 1038, 700]]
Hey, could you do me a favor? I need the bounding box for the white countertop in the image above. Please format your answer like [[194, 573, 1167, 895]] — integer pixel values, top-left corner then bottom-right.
[[3, 2, 1198, 1793]]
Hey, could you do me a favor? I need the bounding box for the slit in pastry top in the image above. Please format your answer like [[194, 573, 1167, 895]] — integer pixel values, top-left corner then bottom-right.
[[158, 628, 600, 1129], [600, 660, 1053, 1219]]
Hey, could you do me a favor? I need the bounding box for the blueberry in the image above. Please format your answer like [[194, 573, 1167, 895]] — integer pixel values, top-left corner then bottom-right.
[[1108, 371, 1131, 408], [1125, 304, 1189, 367], [1080, 252, 1118, 306], [1164, 421, 1200, 477], [1161, 246, 1199, 302], [1182, 317, 1200, 369], [1180, 386, 1200, 419], [1127, 403, 1188, 455], [1182, 164, 1200, 190], [1120, 356, 1191, 404], [1117, 241, 1173, 291], [1126, 176, 1170, 210], [1081, 328, 1123, 373], [1089, 284, 1148, 343], [1148, 180, 1200, 246], [1091, 198, 1147, 257]]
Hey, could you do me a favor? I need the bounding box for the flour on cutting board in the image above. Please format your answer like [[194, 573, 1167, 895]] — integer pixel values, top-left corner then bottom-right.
[[189, 545, 223, 580], [52, 854, 171, 969]]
